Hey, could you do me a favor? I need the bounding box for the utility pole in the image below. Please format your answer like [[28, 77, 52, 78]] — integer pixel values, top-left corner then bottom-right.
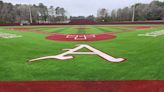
[[29, 6, 33, 24], [132, 4, 135, 22]]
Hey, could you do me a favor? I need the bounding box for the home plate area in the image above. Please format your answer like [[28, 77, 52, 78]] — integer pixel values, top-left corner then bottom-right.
[[46, 33, 117, 41]]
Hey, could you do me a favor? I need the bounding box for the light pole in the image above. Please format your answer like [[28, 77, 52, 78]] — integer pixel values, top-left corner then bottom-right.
[[132, 4, 136, 22], [29, 5, 33, 24]]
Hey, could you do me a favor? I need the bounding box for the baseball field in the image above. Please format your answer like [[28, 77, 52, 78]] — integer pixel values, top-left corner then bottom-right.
[[0, 24, 164, 81]]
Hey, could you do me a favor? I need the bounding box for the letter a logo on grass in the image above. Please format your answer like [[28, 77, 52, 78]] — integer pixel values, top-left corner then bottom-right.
[[29, 44, 125, 63]]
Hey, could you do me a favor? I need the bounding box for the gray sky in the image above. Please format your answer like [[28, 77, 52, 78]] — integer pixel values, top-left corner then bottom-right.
[[3, 0, 164, 16]]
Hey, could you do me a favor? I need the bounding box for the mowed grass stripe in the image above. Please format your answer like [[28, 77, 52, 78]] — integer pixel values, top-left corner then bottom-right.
[[53, 27, 70, 33], [33, 27, 54, 31], [40, 27, 67, 33], [32, 27, 69, 33], [95, 27, 128, 32], [77, 29, 86, 34], [59, 27, 78, 34], [111, 27, 133, 30], [31, 26, 64, 31], [28, 27, 64, 33], [85, 27, 103, 34], [96, 27, 112, 32]]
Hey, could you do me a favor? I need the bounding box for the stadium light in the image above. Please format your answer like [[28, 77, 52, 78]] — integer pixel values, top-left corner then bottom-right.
[[29, 5, 33, 24], [132, 4, 136, 22]]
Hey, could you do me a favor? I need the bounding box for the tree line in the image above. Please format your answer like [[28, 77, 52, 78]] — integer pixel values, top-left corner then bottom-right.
[[0, 0, 67, 24], [0, 0, 163, 24], [97, 1, 164, 22]]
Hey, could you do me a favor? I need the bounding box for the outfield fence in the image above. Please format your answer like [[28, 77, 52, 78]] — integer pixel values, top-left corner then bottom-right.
[[0, 21, 164, 26]]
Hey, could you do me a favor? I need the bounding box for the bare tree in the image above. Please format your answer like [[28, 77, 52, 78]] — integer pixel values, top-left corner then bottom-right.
[[55, 7, 67, 22], [97, 8, 109, 22]]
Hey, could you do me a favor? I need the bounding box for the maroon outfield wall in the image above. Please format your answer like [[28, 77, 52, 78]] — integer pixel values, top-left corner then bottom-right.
[[32, 21, 164, 25], [97, 21, 164, 25], [0, 21, 164, 26], [0, 23, 20, 26]]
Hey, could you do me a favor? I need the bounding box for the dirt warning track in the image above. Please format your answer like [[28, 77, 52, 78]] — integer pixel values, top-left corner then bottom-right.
[[0, 80, 164, 92]]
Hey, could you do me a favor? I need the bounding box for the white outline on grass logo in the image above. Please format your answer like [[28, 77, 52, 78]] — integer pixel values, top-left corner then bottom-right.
[[29, 44, 125, 63], [0, 32, 22, 39], [138, 30, 164, 37]]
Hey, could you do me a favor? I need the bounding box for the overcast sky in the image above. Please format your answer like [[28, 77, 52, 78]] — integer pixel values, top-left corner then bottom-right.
[[3, 0, 164, 16]]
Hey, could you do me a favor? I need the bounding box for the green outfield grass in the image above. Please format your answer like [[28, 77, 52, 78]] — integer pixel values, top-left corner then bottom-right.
[[0, 25, 164, 81]]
